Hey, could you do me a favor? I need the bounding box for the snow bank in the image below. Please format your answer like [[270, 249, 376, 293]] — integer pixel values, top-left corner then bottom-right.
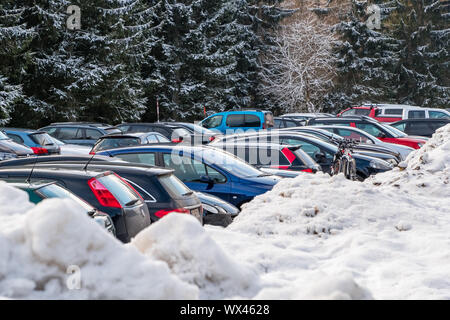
[[0, 182, 197, 299], [132, 214, 259, 299], [213, 124, 450, 299]]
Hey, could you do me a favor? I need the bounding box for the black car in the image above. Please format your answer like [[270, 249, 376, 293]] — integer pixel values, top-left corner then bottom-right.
[[273, 117, 306, 129], [210, 131, 394, 180], [390, 119, 450, 137], [89, 132, 171, 154], [211, 141, 321, 173], [0, 167, 150, 243], [114, 123, 192, 143], [0, 130, 34, 160], [39, 122, 122, 146], [197, 192, 239, 227], [25, 161, 204, 224]]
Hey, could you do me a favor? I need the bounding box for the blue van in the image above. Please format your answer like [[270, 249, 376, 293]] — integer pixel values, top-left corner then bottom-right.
[[97, 145, 280, 207], [199, 110, 274, 134]]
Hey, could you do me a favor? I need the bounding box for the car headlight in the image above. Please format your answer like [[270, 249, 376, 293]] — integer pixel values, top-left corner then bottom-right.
[[370, 159, 393, 170], [0, 152, 17, 161], [387, 158, 398, 166]]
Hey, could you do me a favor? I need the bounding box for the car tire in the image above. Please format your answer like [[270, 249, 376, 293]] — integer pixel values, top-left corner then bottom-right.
[[203, 213, 233, 228]]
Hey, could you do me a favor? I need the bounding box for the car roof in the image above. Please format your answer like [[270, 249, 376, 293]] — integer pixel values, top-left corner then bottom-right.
[[0, 166, 108, 178], [1, 128, 40, 133], [44, 123, 111, 130], [2, 178, 56, 190], [213, 141, 287, 149], [115, 122, 183, 128], [101, 132, 160, 139], [392, 118, 450, 123], [360, 103, 421, 109]]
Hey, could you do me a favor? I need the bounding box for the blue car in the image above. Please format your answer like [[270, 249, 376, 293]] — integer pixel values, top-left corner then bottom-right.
[[2, 128, 60, 155], [199, 110, 275, 134], [98, 145, 281, 207]]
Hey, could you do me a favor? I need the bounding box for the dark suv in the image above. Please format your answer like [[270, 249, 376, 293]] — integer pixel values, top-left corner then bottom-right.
[[390, 119, 450, 137], [39, 122, 121, 146]]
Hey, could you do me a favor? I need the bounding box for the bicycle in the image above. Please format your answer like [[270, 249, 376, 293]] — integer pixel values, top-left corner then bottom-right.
[[331, 139, 358, 181]]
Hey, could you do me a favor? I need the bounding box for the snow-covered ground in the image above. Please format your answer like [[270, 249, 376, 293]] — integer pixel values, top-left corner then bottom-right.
[[0, 124, 449, 299]]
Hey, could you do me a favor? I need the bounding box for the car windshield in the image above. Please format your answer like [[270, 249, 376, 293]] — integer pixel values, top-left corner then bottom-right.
[[0, 131, 9, 140], [37, 184, 93, 212], [30, 132, 55, 146], [379, 123, 407, 138], [193, 148, 264, 178]]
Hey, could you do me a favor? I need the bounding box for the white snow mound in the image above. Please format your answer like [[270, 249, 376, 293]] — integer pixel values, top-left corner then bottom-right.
[[0, 182, 197, 299], [132, 213, 260, 299]]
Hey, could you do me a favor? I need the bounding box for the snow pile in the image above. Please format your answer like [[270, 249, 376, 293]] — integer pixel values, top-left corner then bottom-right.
[[370, 124, 450, 194], [132, 214, 259, 299], [0, 182, 197, 299], [213, 125, 450, 299]]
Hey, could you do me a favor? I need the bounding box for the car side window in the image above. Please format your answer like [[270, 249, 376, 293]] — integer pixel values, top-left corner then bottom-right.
[[205, 165, 226, 183], [244, 114, 261, 127], [226, 114, 245, 127], [335, 128, 370, 143], [203, 115, 223, 129], [57, 127, 79, 139], [409, 122, 431, 133], [156, 134, 170, 142], [391, 123, 406, 131], [274, 119, 283, 128], [408, 110, 425, 119], [384, 109, 403, 115], [341, 109, 355, 116], [115, 152, 156, 166], [429, 111, 448, 119], [281, 139, 321, 158], [163, 153, 202, 182], [146, 135, 159, 143], [355, 123, 383, 137], [85, 129, 102, 140]]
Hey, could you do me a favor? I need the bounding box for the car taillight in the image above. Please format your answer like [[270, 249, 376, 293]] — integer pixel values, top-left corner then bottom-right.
[[301, 168, 313, 173], [88, 178, 122, 208], [89, 150, 96, 155], [172, 138, 183, 143], [209, 136, 216, 142], [154, 208, 190, 218], [112, 173, 144, 201], [31, 147, 48, 155]]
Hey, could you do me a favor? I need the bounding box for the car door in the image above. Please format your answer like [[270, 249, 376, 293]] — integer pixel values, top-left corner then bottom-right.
[[57, 127, 85, 145], [161, 152, 231, 201]]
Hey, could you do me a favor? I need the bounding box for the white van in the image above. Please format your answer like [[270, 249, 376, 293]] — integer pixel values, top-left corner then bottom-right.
[[360, 104, 450, 122]]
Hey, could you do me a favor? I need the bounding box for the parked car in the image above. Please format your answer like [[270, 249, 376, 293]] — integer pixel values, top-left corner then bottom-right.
[[97, 145, 281, 208], [277, 126, 406, 161], [390, 119, 450, 138], [113, 122, 192, 143], [210, 141, 321, 173], [89, 132, 171, 154], [0, 167, 150, 243], [273, 117, 306, 129], [310, 125, 415, 161], [3, 179, 116, 236], [307, 116, 427, 149], [39, 122, 121, 146], [338, 104, 450, 123], [161, 122, 222, 144], [0, 130, 34, 160], [210, 131, 394, 180], [48, 136, 92, 155], [199, 110, 274, 134], [2, 128, 61, 155]]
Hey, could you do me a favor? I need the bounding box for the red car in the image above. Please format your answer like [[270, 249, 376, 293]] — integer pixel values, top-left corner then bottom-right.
[[308, 117, 427, 149]]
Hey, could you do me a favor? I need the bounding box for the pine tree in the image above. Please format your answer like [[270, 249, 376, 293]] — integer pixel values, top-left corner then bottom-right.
[[324, 0, 401, 112], [386, 0, 449, 108]]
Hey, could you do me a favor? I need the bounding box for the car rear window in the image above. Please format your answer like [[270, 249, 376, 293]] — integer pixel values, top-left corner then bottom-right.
[[384, 109, 403, 115], [95, 137, 141, 152], [226, 114, 246, 127], [30, 132, 55, 146], [97, 173, 142, 206], [37, 184, 93, 212], [158, 174, 193, 198]]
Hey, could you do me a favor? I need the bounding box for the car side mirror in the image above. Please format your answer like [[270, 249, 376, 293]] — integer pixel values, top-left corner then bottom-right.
[[378, 132, 386, 138]]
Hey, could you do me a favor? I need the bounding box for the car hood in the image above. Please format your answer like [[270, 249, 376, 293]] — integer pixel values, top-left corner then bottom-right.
[[0, 139, 34, 155], [195, 192, 239, 215], [259, 167, 302, 178], [396, 137, 427, 143]]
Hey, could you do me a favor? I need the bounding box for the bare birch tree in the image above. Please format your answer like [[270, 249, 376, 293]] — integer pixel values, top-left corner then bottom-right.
[[260, 14, 336, 112]]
